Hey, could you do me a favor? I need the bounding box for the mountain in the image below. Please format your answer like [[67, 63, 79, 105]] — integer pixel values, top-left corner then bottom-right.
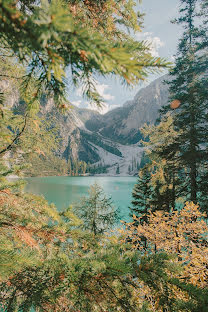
[[85, 75, 169, 144], [41, 74, 169, 176], [4, 74, 169, 176]]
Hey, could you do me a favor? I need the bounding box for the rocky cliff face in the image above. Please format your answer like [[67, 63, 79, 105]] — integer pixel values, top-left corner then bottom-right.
[[40, 100, 102, 164], [85, 75, 169, 144]]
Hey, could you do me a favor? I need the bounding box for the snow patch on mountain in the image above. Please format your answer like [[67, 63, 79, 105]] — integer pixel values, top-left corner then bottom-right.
[[91, 142, 143, 176]]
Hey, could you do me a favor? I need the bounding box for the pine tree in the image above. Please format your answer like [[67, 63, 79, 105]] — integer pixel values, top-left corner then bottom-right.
[[160, 0, 208, 209], [131, 157, 134, 171], [128, 164, 131, 175], [82, 162, 87, 174], [116, 164, 120, 175], [73, 183, 118, 235], [136, 160, 140, 170], [140, 115, 184, 212], [139, 152, 149, 169], [68, 159, 72, 176], [129, 165, 151, 224], [197, 0, 208, 212]]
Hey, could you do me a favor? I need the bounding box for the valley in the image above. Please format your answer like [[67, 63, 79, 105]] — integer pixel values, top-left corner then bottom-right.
[[41, 74, 169, 175]]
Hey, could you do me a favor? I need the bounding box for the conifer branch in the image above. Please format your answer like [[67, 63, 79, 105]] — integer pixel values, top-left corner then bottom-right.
[[0, 114, 28, 155]]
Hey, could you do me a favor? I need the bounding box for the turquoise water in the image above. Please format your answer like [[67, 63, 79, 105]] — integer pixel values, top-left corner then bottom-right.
[[25, 176, 137, 221]]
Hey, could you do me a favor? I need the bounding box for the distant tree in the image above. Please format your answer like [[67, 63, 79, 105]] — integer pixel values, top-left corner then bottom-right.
[[128, 164, 131, 175], [139, 152, 149, 169], [82, 161, 87, 174], [133, 157, 137, 169], [73, 183, 118, 235], [136, 161, 140, 170], [116, 164, 120, 175], [129, 165, 151, 224], [68, 159, 72, 176]]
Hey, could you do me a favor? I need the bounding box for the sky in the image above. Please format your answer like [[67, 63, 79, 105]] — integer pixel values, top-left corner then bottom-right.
[[69, 0, 183, 113]]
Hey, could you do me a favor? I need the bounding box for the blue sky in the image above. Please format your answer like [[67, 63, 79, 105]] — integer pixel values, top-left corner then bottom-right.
[[69, 0, 182, 113]]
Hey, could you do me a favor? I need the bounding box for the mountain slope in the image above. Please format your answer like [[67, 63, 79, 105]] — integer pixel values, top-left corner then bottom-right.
[[85, 75, 169, 144]]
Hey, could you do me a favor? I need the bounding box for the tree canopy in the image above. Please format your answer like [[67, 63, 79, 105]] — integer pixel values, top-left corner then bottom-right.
[[0, 0, 169, 110]]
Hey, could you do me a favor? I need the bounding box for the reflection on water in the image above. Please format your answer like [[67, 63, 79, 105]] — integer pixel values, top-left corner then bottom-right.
[[25, 176, 137, 221]]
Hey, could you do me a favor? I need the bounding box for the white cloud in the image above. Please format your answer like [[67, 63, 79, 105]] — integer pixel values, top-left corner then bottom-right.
[[95, 83, 115, 101], [71, 100, 117, 115], [85, 101, 109, 114], [75, 81, 115, 101], [87, 102, 121, 114], [73, 80, 116, 114], [135, 32, 165, 57], [71, 100, 82, 107]]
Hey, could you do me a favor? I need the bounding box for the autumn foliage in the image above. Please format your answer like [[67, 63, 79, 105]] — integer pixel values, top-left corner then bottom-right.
[[124, 202, 208, 288]]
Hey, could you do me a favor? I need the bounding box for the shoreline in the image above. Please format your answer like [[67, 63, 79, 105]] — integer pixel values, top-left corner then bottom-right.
[[24, 174, 138, 179]]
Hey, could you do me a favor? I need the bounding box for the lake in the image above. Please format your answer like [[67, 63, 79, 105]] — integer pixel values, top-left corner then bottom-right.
[[25, 176, 138, 221]]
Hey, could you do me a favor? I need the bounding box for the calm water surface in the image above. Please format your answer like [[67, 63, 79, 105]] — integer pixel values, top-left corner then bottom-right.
[[25, 176, 137, 221]]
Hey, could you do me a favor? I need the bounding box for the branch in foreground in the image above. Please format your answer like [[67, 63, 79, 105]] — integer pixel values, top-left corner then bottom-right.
[[0, 114, 27, 155]]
